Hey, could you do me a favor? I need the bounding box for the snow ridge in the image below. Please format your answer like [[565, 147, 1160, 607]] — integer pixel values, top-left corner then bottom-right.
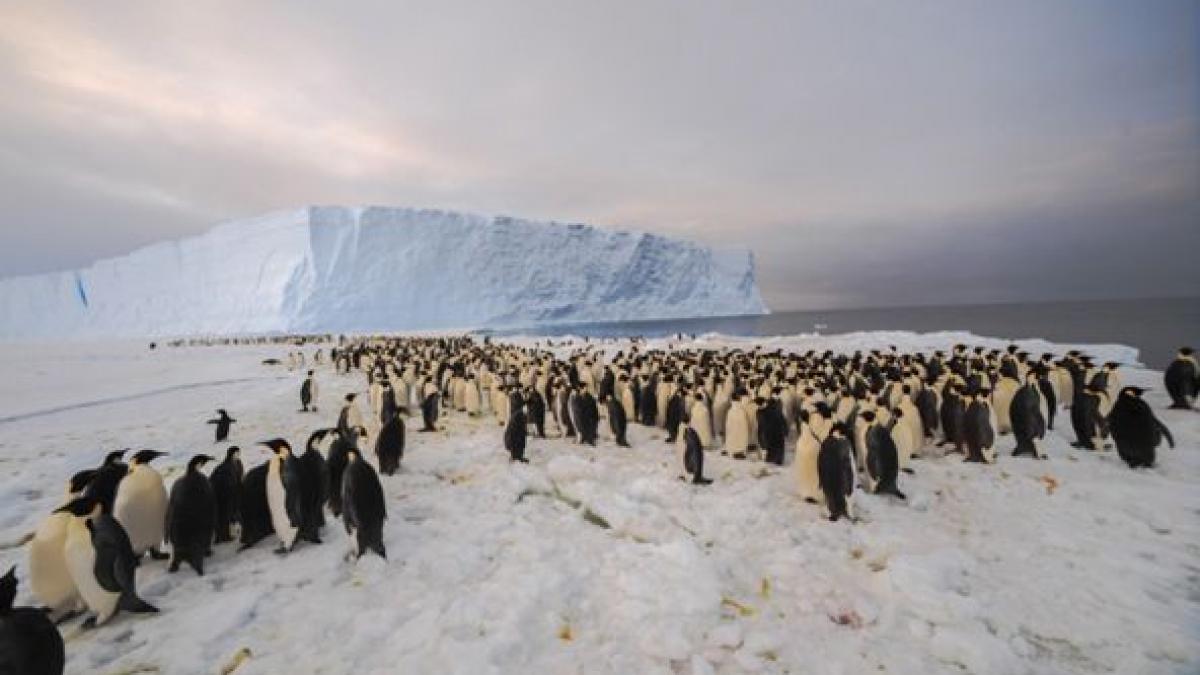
[[0, 206, 768, 338]]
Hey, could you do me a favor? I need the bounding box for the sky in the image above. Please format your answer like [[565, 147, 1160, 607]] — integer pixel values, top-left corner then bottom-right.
[[0, 0, 1197, 311]]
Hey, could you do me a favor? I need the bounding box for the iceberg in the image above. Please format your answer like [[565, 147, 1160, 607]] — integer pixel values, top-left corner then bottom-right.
[[0, 206, 768, 338]]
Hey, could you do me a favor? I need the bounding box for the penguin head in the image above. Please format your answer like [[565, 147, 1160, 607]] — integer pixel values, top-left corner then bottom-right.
[[1181, 347, 1195, 357], [102, 449, 127, 466], [54, 495, 102, 518], [189, 454, 216, 471], [0, 566, 16, 613], [67, 469, 98, 495], [218, 408, 228, 416], [259, 438, 293, 456], [1120, 386, 1147, 398], [130, 449, 167, 465], [226, 446, 242, 460], [860, 410, 877, 424]]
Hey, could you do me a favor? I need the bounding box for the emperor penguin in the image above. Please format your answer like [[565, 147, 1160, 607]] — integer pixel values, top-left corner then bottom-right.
[[1010, 372, 1047, 459], [165, 454, 216, 575], [607, 395, 630, 447], [794, 403, 832, 504], [58, 496, 157, 627], [210, 446, 244, 543], [889, 407, 918, 472], [237, 461, 274, 550], [301, 370, 318, 412], [1164, 347, 1198, 409], [26, 473, 96, 619], [664, 387, 687, 443], [341, 449, 387, 559], [1070, 384, 1109, 450], [680, 424, 713, 485], [817, 423, 857, 522], [689, 392, 713, 448], [0, 566, 65, 675], [83, 450, 128, 515], [914, 384, 939, 442], [1108, 387, 1174, 468], [376, 411, 405, 476], [338, 394, 365, 438], [260, 439, 300, 553], [864, 415, 905, 499], [207, 409, 236, 443], [723, 392, 750, 459], [113, 449, 169, 560], [464, 375, 482, 415], [991, 374, 1019, 434], [504, 400, 529, 462], [962, 390, 997, 463], [419, 379, 440, 432]]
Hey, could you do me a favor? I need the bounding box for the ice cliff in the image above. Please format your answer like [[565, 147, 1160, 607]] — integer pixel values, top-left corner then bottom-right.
[[0, 206, 768, 337]]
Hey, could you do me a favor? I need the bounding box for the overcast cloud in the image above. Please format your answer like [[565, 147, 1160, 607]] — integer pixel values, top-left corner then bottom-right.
[[0, 0, 1196, 309]]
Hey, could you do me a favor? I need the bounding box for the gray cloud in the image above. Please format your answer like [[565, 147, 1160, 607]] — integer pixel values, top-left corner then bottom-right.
[[0, 0, 1196, 310]]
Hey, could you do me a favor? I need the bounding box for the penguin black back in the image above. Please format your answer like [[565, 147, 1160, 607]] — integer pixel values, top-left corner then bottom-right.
[[210, 446, 244, 544], [1109, 387, 1174, 468], [376, 415, 405, 476], [342, 451, 387, 559], [0, 566, 66, 675], [238, 462, 274, 549], [165, 455, 216, 575]]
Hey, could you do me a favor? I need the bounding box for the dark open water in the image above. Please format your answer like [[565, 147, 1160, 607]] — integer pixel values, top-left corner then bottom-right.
[[491, 297, 1198, 370]]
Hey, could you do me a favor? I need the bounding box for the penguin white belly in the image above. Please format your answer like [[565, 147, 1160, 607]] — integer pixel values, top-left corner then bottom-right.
[[854, 425, 870, 471], [793, 434, 822, 502], [892, 424, 913, 471], [465, 385, 481, 414], [713, 398, 730, 439], [64, 519, 119, 625], [621, 388, 635, 420], [267, 460, 298, 549], [743, 403, 758, 446], [28, 513, 80, 612], [114, 467, 167, 555], [993, 381, 1017, 433], [691, 404, 713, 448], [724, 408, 748, 454]]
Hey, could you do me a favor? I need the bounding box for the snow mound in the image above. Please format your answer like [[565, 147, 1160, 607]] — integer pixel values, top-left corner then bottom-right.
[[0, 206, 768, 338]]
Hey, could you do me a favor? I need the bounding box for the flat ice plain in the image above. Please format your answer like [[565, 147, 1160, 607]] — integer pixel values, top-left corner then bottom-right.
[[0, 331, 1196, 675]]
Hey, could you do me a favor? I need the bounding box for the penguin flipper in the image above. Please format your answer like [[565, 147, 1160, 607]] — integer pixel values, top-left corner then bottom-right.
[[1156, 418, 1175, 448]]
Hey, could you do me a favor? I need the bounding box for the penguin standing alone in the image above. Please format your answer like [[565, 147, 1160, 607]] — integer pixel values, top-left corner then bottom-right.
[[680, 423, 713, 485], [0, 566, 65, 675], [1164, 347, 1198, 409], [818, 423, 856, 522], [165, 455, 216, 575], [376, 411, 405, 476], [1108, 387, 1174, 468], [207, 409, 236, 443], [301, 370, 319, 412], [113, 449, 169, 560], [504, 400, 529, 462]]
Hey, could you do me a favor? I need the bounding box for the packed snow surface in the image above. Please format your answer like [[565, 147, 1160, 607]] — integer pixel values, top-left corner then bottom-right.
[[0, 206, 767, 338], [0, 331, 1197, 675]]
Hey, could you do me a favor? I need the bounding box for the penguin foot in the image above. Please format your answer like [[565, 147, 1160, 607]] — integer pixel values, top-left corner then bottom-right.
[[804, 497, 818, 505], [692, 478, 713, 486], [273, 546, 290, 556], [168, 560, 180, 573], [901, 468, 915, 474], [148, 548, 169, 560]]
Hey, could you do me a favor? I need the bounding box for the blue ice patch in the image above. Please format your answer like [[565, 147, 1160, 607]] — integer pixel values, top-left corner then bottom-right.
[[75, 274, 89, 308]]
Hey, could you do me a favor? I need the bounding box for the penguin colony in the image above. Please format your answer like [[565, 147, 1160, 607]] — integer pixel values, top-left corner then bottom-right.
[[3, 334, 1190, 671]]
